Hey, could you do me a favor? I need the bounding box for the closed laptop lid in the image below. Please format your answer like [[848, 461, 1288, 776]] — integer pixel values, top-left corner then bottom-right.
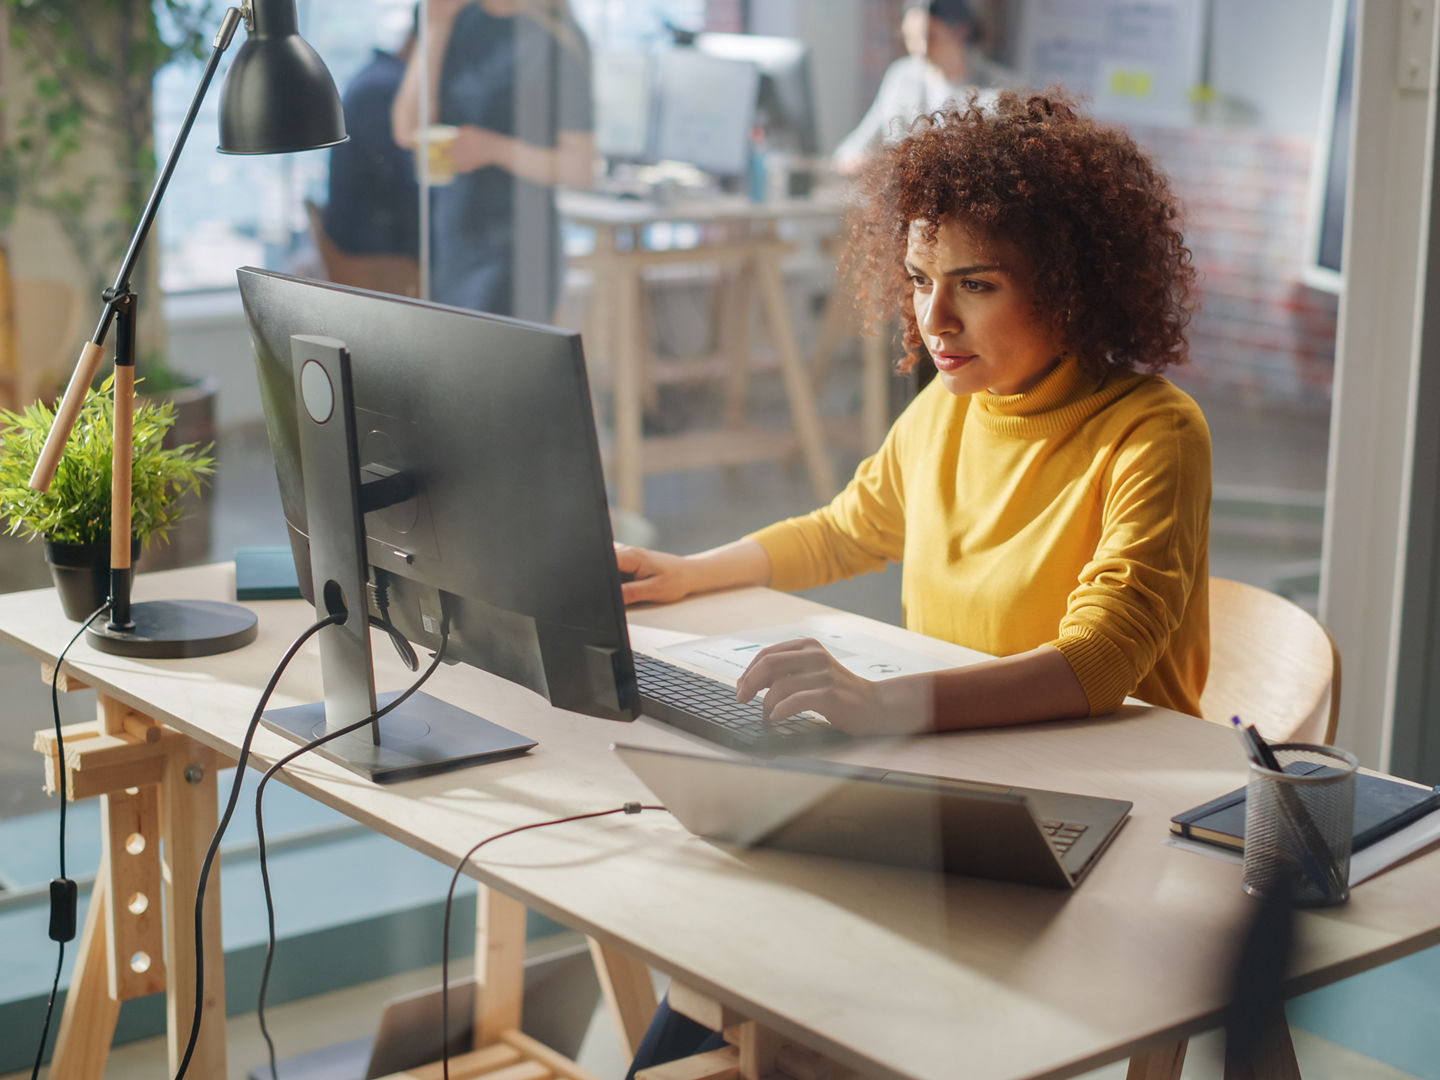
[[614, 744, 1129, 889]]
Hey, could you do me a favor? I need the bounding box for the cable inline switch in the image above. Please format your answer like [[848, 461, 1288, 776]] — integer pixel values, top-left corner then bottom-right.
[[49, 878, 77, 942]]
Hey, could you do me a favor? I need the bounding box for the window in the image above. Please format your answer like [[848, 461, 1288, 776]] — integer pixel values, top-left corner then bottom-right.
[[154, 0, 707, 296]]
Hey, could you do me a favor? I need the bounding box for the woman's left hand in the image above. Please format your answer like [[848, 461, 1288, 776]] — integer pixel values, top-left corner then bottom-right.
[[734, 638, 931, 735]]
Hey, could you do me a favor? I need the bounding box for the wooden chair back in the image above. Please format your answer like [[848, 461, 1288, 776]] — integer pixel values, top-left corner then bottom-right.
[[1200, 576, 1341, 746], [304, 199, 420, 299]]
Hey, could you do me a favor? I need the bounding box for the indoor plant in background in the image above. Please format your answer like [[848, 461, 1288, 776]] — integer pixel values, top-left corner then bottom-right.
[[2, 0, 224, 567], [0, 375, 213, 619]]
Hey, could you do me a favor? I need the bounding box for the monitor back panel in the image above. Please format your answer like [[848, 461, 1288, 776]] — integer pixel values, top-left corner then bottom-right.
[[238, 268, 636, 720]]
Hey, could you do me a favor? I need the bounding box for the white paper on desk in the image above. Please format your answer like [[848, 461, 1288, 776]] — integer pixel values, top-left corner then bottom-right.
[[1165, 806, 1440, 886], [658, 616, 955, 682]]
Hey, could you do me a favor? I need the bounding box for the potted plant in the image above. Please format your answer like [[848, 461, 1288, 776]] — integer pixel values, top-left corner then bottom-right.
[[0, 375, 213, 620]]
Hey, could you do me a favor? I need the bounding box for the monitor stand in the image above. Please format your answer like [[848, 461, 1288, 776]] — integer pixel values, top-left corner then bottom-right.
[[261, 335, 536, 784]]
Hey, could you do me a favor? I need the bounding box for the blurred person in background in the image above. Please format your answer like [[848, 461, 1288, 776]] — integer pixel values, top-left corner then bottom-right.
[[324, 6, 421, 259], [392, 0, 593, 321], [833, 0, 1018, 174]]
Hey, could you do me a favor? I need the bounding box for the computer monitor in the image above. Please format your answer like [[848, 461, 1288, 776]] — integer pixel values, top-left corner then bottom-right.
[[238, 268, 639, 782], [693, 33, 819, 157], [651, 48, 760, 177], [593, 51, 654, 162]]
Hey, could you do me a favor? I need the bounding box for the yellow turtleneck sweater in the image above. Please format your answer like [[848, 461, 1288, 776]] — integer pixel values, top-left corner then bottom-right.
[[748, 357, 1211, 717]]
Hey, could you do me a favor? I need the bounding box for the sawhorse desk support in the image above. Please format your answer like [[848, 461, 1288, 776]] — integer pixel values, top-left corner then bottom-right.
[[29, 669, 660, 1080], [34, 672, 229, 1080], [31, 673, 873, 1080], [562, 191, 856, 517]]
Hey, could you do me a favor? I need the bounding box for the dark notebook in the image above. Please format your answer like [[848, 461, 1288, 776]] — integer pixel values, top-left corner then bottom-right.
[[1171, 762, 1440, 853]]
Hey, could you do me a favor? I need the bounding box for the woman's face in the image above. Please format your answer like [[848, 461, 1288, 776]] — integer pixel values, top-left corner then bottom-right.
[[925, 19, 969, 82], [906, 219, 1063, 397], [901, 9, 930, 59]]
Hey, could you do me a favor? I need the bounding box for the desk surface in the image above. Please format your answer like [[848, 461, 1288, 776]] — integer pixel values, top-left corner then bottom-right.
[[557, 187, 847, 227], [5, 565, 1440, 1080]]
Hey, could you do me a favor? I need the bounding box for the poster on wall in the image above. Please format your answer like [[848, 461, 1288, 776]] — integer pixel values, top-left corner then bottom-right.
[[1016, 0, 1207, 125]]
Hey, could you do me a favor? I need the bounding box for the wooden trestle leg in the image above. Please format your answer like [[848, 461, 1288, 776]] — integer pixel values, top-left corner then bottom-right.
[[637, 981, 868, 1080], [375, 884, 609, 1080], [32, 673, 687, 1080], [34, 685, 228, 1080]]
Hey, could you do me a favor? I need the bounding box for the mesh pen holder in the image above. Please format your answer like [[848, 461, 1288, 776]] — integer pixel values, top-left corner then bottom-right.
[[1242, 743, 1358, 907]]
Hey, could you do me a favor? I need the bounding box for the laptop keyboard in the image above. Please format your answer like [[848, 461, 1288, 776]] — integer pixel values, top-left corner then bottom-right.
[[1040, 819, 1090, 855], [633, 653, 851, 755]]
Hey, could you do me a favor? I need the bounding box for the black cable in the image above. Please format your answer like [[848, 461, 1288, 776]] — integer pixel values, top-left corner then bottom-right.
[[30, 943, 65, 1080], [251, 627, 450, 1080], [30, 605, 106, 1080], [438, 802, 666, 1080], [170, 611, 346, 1080]]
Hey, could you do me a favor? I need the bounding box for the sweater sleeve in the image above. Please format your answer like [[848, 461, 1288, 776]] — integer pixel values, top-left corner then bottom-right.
[[1049, 403, 1211, 715], [746, 412, 911, 591]]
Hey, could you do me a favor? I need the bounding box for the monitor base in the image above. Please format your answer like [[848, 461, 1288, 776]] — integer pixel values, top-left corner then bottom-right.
[[263, 690, 537, 783]]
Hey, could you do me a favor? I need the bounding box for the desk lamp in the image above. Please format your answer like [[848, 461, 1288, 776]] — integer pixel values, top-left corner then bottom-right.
[[27, 0, 347, 657]]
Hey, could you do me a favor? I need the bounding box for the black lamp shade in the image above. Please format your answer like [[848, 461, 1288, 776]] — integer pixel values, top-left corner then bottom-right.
[[218, 0, 348, 154]]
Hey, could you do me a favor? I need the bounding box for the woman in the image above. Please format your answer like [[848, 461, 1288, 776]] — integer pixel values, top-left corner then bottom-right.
[[391, 0, 593, 321], [617, 89, 1210, 739], [620, 88, 1208, 1077]]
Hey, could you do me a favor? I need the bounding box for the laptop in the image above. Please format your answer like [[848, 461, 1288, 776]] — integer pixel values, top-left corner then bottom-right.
[[614, 743, 1131, 889]]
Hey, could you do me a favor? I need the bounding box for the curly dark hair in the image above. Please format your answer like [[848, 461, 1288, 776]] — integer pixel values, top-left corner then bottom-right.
[[843, 90, 1196, 378]]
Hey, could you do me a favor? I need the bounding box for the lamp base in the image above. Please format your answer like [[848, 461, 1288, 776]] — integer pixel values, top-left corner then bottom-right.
[[87, 599, 258, 658]]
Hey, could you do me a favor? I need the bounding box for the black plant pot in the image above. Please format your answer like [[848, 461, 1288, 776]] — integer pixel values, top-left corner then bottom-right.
[[43, 539, 139, 623]]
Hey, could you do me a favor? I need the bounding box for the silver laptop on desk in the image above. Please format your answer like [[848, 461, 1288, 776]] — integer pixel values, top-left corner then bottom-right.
[[614, 744, 1131, 889]]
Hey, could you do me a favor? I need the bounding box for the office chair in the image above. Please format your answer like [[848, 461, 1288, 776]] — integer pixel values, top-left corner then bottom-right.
[[1127, 575, 1339, 1080], [1199, 575, 1341, 747], [303, 199, 420, 299]]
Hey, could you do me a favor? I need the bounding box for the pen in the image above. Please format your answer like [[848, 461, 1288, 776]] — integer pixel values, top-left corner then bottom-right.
[[1230, 717, 1345, 901], [1246, 722, 1283, 772]]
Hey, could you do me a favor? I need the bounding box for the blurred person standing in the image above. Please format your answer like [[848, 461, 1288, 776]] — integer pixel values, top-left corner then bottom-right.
[[324, 7, 421, 259], [392, 0, 594, 322], [833, 0, 1017, 174]]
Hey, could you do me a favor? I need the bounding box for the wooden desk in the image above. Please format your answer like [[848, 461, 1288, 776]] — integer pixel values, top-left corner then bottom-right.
[[8, 564, 1440, 1080], [560, 189, 890, 515]]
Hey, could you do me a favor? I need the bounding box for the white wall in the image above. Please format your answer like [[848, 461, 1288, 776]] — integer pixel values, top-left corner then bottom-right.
[[1208, 0, 1335, 137], [163, 291, 263, 430], [1322, 0, 1437, 773]]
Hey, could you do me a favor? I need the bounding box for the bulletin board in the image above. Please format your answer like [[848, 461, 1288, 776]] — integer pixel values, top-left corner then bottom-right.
[[1015, 0, 1207, 126]]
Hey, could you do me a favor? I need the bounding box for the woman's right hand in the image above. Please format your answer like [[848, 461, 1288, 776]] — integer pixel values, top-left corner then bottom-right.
[[614, 544, 696, 606]]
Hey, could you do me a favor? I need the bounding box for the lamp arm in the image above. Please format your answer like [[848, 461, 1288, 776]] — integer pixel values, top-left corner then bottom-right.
[[27, 6, 245, 493]]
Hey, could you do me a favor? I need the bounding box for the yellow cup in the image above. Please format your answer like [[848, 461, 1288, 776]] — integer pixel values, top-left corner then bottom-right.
[[416, 125, 459, 186]]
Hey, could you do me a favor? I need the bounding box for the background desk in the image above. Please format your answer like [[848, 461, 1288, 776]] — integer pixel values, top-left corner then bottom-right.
[[7, 565, 1440, 1080], [560, 189, 891, 515]]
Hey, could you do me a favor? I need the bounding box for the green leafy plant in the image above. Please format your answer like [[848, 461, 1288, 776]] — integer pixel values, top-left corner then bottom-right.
[[0, 375, 213, 547]]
